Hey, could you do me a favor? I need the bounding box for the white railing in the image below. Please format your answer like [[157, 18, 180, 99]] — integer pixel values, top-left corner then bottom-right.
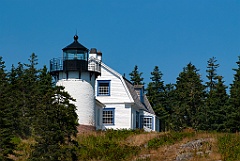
[[88, 60, 101, 73]]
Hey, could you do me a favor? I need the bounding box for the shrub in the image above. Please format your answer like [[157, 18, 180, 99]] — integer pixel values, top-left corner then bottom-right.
[[218, 133, 240, 161]]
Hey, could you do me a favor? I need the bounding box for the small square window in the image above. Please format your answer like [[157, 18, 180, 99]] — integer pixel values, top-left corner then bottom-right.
[[97, 80, 110, 96], [141, 116, 153, 129], [103, 108, 115, 125]]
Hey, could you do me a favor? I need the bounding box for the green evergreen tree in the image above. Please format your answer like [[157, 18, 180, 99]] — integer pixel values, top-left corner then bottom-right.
[[29, 66, 79, 161], [206, 57, 219, 91], [227, 56, 240, 132], [203, 57, 228, 131], [146, 66, 164, 110], [164, 83, 176, 131], [10, 62, 27, 137], [12, 53, 39, 138], [212, 76, 228, 131], [173, 63, 205, 130], [0, 57, 16, 161], [146, 66, 168, 131], [129, 65, 144, 85], [1, 54, 79, 160]]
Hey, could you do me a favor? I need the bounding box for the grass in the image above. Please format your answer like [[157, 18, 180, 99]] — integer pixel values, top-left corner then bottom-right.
[[147, 131, 195, 149], [218, 133, 240, 161], [7, 130, 240, 161], [76, 129, 143, 161]]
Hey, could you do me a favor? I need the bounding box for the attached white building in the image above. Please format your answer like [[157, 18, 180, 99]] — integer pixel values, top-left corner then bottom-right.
[[91, 56, 160, 131], [50, 35, 160, 132]]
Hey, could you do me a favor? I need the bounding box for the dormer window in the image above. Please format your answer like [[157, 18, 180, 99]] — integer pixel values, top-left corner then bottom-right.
[[97, 80, 111, 96]]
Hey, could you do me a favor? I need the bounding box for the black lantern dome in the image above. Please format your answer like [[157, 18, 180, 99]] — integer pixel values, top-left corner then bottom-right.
[[62, 35, 88, 52], [62, 35, 89, 71]]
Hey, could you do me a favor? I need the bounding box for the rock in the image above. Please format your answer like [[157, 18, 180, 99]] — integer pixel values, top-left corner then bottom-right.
[[176, 138, 212, 161], [176, 152, 193, 161]]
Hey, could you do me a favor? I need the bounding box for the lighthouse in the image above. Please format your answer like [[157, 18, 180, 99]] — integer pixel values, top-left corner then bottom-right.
[[50, 35, 102, 130]]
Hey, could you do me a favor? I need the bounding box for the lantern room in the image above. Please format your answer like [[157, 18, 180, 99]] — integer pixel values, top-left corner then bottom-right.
[[62, 35, 89, 71], [50, 35, 101, 81]]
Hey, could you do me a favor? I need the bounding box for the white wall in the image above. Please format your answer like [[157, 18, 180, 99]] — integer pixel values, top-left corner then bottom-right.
[[95, 64, 158, 131], [56, 78, 95, 126], [103, 104, 132, 130], [58, 71, 96, 88], [95, 103, 103, 130], [96, 67, 132, 104]]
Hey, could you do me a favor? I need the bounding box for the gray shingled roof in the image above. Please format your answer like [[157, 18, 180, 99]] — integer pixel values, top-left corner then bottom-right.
[[143, 95, 155, 115], [123, 77, 155, 115]]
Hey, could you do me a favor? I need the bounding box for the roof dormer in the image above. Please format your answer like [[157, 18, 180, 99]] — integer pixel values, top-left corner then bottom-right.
[[134, 85, 144, 103]]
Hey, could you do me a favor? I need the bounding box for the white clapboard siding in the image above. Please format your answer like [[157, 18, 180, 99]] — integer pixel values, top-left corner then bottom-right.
[[96, 63, 133, 104], [104, 104, 132, 129], [95, 61, 158, 131], [95, 62, 134, 129], [95, 100, 104, 130]]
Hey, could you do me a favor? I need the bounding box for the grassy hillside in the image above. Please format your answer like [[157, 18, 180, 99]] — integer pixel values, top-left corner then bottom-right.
[[10, 129, 240, 161]]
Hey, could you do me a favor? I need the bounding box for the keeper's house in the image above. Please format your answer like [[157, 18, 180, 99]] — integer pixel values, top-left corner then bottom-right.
[[90, 49, 160, 131], [50, 35, 160, 132]]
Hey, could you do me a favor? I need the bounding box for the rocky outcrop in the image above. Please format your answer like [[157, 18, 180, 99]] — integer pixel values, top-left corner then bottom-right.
[[176, 138, 213, 161]]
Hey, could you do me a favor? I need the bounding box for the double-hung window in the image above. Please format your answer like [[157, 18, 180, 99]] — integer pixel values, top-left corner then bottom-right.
[[102, 108, 115, 125], [141, 116, 153, 130], [97, 80, 111, 96]]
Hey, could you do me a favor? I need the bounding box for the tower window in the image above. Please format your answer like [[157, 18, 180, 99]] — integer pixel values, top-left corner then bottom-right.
[[102, 108, 115, 125], [97, 80, 111, 96]]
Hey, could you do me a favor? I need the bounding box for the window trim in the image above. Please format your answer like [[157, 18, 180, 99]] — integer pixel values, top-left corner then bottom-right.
[[97, 80, 111, 96], [102, 108, 115, 126]]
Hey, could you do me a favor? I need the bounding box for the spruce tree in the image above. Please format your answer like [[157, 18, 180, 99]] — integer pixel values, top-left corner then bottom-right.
[[0, 57, 15, 161], [7, 64, 24, 138], [164, 83, 176, 131], [129, 65, 144, 85], [227, 56, 240, 132], [206, 57, 219, 91], [203, 57, 228, 131], [146, 66, 164, 109], [212, 76, 228, 131], [146, 66, 168, 131], [29, 66, 79, 161], [14, 53, 39, 138], [11, 62, 27, 137], [173, 63, 205, 130]]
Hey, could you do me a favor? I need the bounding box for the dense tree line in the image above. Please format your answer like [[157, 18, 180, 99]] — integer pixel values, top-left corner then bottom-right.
[[1, 53, 240, 159], [129, 56, 240, 132], [0, 53, 78, 161]]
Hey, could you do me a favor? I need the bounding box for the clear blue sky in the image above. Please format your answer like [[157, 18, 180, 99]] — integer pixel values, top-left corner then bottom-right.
[[1, 0, 239, 89]]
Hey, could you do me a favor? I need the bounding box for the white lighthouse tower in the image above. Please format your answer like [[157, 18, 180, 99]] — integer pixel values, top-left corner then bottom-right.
[[50, 35, 102, 130]]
